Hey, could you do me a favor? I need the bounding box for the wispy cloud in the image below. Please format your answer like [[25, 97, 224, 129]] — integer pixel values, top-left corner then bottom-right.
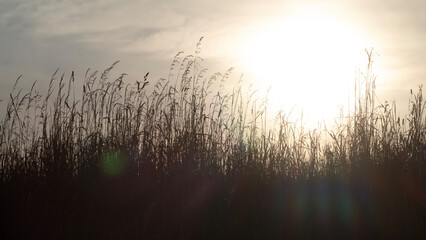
[[0, 0, 299, 58]]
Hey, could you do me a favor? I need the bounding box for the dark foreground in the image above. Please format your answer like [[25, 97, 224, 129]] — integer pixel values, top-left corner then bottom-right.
[[1, 171, 425, 239]]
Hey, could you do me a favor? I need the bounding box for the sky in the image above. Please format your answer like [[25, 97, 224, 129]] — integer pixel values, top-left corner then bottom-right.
[[1, 0, 425, 127]]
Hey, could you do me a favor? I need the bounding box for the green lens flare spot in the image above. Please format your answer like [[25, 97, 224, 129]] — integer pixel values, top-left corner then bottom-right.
[[101, 150, 125, 176]]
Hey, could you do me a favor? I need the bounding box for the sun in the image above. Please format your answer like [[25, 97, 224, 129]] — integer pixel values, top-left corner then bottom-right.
[[238, 8, 367, 126]]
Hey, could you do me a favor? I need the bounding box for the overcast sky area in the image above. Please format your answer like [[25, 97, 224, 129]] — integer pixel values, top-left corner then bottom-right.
[[1, 0, 425, 126]]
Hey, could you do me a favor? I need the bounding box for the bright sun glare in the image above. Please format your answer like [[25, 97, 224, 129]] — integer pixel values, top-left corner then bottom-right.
[[239, 7, 367, 127]]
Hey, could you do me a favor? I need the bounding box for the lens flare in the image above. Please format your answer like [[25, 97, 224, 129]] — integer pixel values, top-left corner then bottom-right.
[[101, 150, 126, 176]]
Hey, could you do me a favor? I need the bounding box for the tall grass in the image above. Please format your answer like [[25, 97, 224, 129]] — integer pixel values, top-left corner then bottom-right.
[[0, 40, 425, 239]]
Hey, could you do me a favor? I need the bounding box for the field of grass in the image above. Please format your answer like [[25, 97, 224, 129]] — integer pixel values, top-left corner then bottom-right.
[[1, 41, 425, 239]]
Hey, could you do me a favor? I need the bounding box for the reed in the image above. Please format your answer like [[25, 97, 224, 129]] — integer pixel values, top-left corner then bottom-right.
[[0, 40, 425, 239]]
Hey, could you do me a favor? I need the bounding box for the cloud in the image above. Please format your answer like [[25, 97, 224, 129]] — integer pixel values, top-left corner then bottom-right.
[[0, 0, 291, 58]]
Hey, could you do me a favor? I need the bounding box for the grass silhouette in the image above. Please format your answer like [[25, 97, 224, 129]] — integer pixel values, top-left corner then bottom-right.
[[0, 39, 425, 239]]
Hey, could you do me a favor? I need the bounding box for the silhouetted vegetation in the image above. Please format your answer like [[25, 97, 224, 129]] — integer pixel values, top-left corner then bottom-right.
[[1, 40, 425, 239]]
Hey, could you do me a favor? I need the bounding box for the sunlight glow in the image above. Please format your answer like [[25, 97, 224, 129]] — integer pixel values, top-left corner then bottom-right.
[[239, 7, 367, 126]]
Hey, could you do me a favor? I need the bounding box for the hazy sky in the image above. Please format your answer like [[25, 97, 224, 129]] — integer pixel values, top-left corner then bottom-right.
[[1, 0, 425, 125]]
